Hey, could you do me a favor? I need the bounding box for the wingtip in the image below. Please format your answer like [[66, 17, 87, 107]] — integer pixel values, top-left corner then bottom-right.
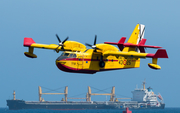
[[154, 49, 168, 58], [23, 37, 35, 47]]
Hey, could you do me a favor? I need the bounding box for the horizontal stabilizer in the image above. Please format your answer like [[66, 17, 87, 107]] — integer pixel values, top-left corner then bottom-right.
[[104, 37, 126, 45], [138, 39, 162, 48], [24, 38, 36, 47], [104, 37, 162, 52], [104, 37, 126, 51]]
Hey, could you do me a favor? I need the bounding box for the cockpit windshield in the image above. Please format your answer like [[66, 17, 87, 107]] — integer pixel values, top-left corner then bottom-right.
[[60, 52, 77, 58], [57, 52, 77, 61], [69, 53, 77, 58], [61, 53, 70, 57]]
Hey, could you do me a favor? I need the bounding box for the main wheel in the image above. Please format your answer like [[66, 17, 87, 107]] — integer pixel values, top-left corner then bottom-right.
[[99, 61, 105, 67]]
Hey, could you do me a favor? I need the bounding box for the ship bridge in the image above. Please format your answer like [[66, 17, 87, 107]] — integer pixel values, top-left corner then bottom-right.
[[131, 81, 158, 103]]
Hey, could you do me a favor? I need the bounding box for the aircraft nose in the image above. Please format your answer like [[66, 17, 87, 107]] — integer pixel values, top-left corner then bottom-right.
[[55, 59, 69, 72], [56, 59, 65, 65], [56, 56, 69, 71], [56, 60, 59, 65], [56, 57, 67, 65]]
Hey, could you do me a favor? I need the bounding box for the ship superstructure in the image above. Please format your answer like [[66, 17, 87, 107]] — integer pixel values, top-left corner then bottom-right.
[[7, 81, 165, 110], [131, 81, 164, 108]]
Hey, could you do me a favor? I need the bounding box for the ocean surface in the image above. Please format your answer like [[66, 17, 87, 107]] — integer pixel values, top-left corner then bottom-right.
[[0, 108, 180, 113]]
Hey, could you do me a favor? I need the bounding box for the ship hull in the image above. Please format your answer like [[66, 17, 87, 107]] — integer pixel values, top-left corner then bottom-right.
[[7, 100, 165, 110]]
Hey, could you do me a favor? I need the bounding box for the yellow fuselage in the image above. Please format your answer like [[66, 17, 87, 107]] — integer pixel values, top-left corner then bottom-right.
[[56, 50, 140, 74]]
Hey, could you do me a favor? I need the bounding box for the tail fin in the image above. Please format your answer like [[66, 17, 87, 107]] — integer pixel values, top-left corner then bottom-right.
[[122, 24, 145, 52]]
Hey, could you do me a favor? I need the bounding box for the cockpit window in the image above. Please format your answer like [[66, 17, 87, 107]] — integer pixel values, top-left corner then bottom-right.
[[69, 53, 74, 57], [58, 52, 76, 60], [73, 54, 77, 58], [69, 53, 77, 58], [64, 53, 70, 56], [61, 53, 65, 56]]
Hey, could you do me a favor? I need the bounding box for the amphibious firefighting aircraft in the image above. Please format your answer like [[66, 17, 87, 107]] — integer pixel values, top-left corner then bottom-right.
[[23, 24, 168, 74]]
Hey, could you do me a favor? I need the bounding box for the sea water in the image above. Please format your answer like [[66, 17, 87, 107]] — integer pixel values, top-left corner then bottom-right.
[[0, 108, 180, 113]]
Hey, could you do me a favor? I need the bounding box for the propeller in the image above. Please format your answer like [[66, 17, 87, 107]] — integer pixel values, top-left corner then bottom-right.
[[85, 35, 101, 52], [55, 34, 69, 52], [86, 35, 105, 67]]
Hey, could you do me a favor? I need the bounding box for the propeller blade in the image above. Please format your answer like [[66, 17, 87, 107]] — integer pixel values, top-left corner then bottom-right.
[[85, 43, 93, 47], [85, 35, 102, 51], [56, 34, 61, 43], [55, 34, 67, 52], [94, 35, 97, 45], [62, 36, 69, 44], [55, 45, 60, 52], [55, 45, 64, 52], [96, 47, 101, 50]]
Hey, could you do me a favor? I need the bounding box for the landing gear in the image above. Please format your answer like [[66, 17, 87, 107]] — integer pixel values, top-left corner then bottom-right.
[[99, 55, 105, 68], [99, 61, 105, 67]]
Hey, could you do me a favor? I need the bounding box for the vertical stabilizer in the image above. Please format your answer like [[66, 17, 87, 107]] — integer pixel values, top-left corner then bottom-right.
[[123, 24, 145, 52]]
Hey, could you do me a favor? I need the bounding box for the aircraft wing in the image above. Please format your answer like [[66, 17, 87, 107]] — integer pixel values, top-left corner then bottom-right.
[[103, 51, 147, 58], [24, 38, 70, 50], [23, 37, 86, 58], [103, 49, 168, 59]]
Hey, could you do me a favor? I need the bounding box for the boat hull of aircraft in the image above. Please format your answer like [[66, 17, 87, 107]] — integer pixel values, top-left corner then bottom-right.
[[55, 53, 140, 74], [56, 62, 97, 74]]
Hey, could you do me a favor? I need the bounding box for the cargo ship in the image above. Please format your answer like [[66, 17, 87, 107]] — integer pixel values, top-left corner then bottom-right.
[[7, 81, 165, 110]]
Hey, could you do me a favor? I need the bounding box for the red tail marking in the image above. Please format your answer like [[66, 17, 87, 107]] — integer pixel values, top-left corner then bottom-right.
[[104, 37, 126, 51], [118, 37, 126, 44], [139, 39, 146, 45], [138, 39, 146, 53], [117, 37, 126, 51], [23, 38, 35, 47]]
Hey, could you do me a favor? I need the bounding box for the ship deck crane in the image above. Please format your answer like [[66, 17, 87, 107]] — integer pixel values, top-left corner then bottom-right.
[[38, 86, 68, 102], [86, 86, 115, 102]]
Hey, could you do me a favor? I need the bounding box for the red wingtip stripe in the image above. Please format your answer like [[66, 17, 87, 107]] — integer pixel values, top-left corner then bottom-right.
[[146, 49, 168, 58], [23, 37, 35, 47], [154, 49, 168, 58]]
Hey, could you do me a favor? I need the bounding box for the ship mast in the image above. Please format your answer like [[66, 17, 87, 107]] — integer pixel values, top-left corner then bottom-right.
[[13, 90, 16, 100], [142, 79, 146, 90]]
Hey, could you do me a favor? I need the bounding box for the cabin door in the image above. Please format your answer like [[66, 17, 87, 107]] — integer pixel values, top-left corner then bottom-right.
[[77, 55, 84, 69]]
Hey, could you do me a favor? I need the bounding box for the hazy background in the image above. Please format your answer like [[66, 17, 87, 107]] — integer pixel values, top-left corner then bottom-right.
[[0, 0, 179, 107]]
